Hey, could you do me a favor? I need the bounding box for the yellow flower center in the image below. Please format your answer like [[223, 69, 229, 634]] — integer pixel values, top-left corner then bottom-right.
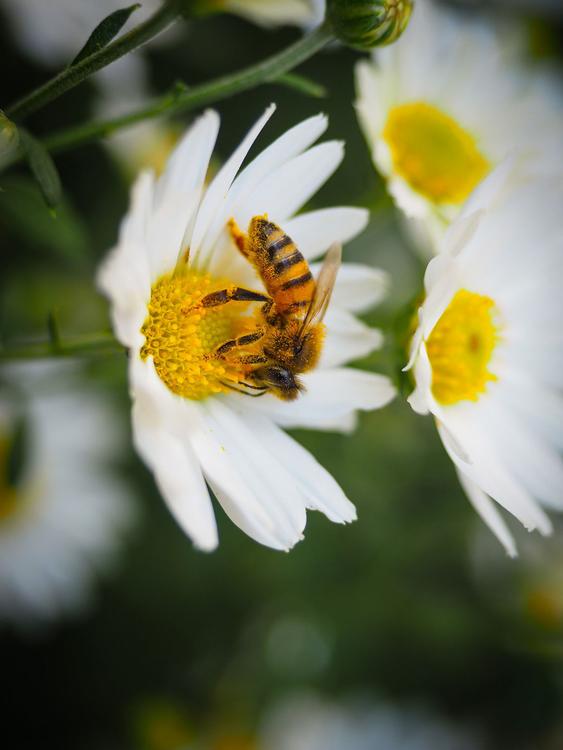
[[141, 269, 256, 400], [383, 102, 490, 205], [426, 289, 499, 405]]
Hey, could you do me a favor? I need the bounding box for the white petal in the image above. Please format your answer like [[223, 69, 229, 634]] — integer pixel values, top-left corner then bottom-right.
[[148, 110, 220, 278], [456, 469, 517, 558], [437, 413, 552, 536], [130, 358, 218, 551], [97, 171, 154, 349], [189, 398, 308, 551], [241, 411, 357, 524], [205, 113, 329, 256], [249, 368, 395, 432], [235, 141, 345, 225], [312, 261, 389, 312], [283, 207, 369, 261], [190, 105, 276, 266], [321, 308, 383, 367]]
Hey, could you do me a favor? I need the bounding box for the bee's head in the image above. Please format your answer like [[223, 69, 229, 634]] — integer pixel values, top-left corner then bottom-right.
[[254, 365, 303, 401]]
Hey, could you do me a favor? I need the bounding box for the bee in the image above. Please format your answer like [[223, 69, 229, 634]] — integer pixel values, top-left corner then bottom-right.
[[195, 215, 341, 400]]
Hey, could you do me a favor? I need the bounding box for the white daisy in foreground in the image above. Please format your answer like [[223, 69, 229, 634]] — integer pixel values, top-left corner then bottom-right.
[[0, 363, 134, 627], [99, 106, 395, 552], [355, 0, 563, 249], [406, 161, 563, 557]]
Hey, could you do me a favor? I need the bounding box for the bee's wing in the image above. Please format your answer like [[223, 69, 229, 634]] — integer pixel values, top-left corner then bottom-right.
[[299, 242, 342, 338]]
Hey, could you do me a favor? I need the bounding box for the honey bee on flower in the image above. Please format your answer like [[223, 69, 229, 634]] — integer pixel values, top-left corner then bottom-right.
[[99, 106, 395, 552]]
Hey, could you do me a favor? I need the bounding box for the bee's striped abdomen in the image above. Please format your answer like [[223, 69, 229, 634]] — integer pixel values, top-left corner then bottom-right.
[[249, 217, 315, 316]]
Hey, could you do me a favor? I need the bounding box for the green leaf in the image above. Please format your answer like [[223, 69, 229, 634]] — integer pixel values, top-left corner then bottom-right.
[[71, 4, 141, 66], [19, 129, 62, 210], [0, 175, 89, 263]]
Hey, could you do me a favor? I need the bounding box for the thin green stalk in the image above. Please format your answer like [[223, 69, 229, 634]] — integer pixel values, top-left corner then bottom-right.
[[6, 0, 182, 121], [40, 24, 333, 156], [0, 333, 124, 361]]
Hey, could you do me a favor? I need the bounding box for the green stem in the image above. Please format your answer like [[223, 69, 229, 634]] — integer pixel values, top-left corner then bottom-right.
[[33, 23, 333, 157], [0, 333, 124, 361], [5, 0, 183, 121]]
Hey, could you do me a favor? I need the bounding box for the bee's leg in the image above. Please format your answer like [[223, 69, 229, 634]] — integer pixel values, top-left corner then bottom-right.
[[188, 287, 269, 314], [228, 217, 248, 257], [220, 380, 267, 397], [214, 330, 265, 359]]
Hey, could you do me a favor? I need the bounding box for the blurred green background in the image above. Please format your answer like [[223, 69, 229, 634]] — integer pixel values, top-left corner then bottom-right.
[[1, 2, 563, 749]]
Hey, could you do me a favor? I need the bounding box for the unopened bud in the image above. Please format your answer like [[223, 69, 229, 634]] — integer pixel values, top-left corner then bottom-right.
[[326, 0, 413, 51]]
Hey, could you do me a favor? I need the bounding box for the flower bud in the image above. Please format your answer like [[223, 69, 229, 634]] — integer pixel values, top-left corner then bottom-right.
[[327, 0, 413, 50]]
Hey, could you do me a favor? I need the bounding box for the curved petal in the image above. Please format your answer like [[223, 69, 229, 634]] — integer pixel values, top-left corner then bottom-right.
[[456, 468, 517, 558], [321, 308, 383, 367], [188, 398, 309, 551], [234, 141, 345, 226], [248, 368, 395, 432], [130, 358, 218, 551], [191, 105, 276, 266], [311, 261, 389, 312], [241, 410, 357, 523], [283, 207, 369, 261], [148, 109, 220, 278]]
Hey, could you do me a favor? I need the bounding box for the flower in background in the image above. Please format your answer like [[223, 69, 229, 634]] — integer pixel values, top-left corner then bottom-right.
[[0, 0, 182, 173], [406, 161, 563, 556], [355, 0, 563, 252], [219, 0, 324, 28], [99, 106, 394, 553], [260, 692, 483, 750], [0, 362, 134, 628]]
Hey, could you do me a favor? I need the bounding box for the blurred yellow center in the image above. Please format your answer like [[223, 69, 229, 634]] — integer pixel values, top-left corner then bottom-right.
[[141, 270, 252, 400], [426, 289, 498, 405], [0, 436, 18, 523], [383, 102, 490, 205]]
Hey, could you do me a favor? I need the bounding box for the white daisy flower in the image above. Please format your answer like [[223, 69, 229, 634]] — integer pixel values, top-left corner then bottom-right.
[[355, 0, 563, 251], [0, 362, 134, 628], [98, 105, 395, 552], [406, 161, 563, 557]]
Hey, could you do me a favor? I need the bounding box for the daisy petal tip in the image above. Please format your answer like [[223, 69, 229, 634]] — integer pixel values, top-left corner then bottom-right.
[[193, 536, 219, 554], [505, 543, 518, 559]]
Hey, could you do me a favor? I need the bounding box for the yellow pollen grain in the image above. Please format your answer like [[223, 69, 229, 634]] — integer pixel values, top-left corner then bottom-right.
[[426, 289, 499, 406], [383, 101, 490, 205], [140, 269, 256, 401]]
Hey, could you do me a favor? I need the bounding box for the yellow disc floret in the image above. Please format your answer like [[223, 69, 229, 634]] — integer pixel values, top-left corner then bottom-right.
[[383, 102, 490, 205], [426, 289, 499, 406], [141, 270, 252, 401]]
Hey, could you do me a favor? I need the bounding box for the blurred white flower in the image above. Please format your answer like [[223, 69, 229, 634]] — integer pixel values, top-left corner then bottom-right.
[[0, 0, 181, 173], [261, 692, 483, 750], [406, 161, 563, 557], [222, 0, 324, 28], [355, 0, 563, 253], [0, 0, 163, 67], [99, 106, 394, 552], [0, 362, 134, 628]]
